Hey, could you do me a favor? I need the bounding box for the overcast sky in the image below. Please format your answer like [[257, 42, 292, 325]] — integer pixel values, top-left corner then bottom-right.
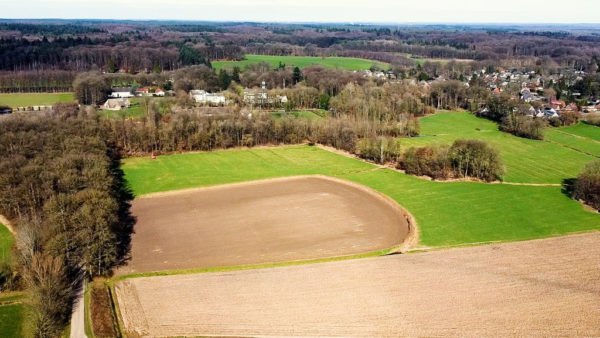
[[1, 0, 599, 24]]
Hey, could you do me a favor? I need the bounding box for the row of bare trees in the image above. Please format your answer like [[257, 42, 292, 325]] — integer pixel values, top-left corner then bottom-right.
[[0, 106, 134, 336]]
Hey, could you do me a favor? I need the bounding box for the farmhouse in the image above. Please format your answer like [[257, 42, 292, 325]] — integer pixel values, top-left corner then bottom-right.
[[109, 87, 134, 98], [243, 90, 288, 105], [102, 98, 131, 111], [190, 90, 226, 105], [135, 87, 166, 97]]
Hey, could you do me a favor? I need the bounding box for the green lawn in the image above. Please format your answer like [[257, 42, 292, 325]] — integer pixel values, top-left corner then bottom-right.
[[123, 145, 373, 195], [0, 222, 13, 265], [0, 93, 74, 108], [544, 123, 600, 157], [99, 98, 145, 119], [400, 112, 596, 184], [0, 303, 24, 337], [213, 55, 389, 71], [122, 145, 600, 248]]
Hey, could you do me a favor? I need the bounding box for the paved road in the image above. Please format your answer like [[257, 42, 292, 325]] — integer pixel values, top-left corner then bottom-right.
[[70, 286, 87, 338]]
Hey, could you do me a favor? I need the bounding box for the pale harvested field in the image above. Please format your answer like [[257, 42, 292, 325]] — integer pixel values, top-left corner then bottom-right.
[[118, 176, 412, 275], [116, 232, 600, 337]]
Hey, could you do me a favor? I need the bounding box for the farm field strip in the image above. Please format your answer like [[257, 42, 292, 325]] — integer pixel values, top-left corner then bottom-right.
[[122, 145, 600, 248], [212, 54, 389, 71], [114, 232, 600, 337], [0, 93, 74, 107], [401, 112, 597, 183]]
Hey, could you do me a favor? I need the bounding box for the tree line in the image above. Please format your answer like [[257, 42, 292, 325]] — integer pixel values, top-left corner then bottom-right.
[[0, 105, 134, 336]]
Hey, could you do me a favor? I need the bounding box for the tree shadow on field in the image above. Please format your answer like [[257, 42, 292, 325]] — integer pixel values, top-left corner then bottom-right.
[[107, 145, 137, 273], [561, 178, 577, 199]]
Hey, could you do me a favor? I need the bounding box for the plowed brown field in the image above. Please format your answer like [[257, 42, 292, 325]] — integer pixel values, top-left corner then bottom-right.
[[115, 232, 600, 337], [118, 176, 413, 275]]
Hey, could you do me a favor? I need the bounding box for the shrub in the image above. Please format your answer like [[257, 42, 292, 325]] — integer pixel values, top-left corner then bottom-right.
[[356, 137, 401, 164], [400, 145, 451, 179], [500, 115, 546, 140], [582, 116, 600, 127], [449, 139, 504, 181], [574, 160, 600, 211]]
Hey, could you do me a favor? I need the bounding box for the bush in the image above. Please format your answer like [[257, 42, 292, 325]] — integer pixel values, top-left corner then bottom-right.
[[356, 137, 401, 164], [449, 139, 504, 181], [582, 116, 600, 127], [500, 115, 546, 140], [574, 160, 600, 211], [400, 139, 504, 182], [400, 145, 451, 179]]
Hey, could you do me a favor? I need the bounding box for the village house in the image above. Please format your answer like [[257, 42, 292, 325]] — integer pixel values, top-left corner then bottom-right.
[[135, 87, 166, 97], [550, 99, 566, 111], [190, 90, 226, 105], [102, 98, 131, 111], [109, 87, 134, 98]]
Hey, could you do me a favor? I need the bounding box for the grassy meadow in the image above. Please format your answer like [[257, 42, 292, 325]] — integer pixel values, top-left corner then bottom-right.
[[212, 55, 389, 71], [401, 112, 598, 184], [544, 122, 600, 156], [0, 303, 24, 337], [122, 145, 600, 248], [0, 222, 13, 265], [0, 93, 74, 108]]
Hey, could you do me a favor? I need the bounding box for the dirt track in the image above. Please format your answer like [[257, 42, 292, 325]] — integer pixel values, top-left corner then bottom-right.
[[118, 176, 411, 275], [116, 232, 600, 337]]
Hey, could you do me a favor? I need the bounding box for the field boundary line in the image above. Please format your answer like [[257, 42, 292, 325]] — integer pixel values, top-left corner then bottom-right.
[[112, 247, 400, 282]]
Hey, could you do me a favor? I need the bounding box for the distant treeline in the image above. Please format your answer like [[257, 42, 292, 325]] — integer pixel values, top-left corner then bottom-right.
[[2, 21, 600, 74]]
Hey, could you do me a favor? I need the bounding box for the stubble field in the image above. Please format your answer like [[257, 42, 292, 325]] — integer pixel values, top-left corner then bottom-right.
[[115, 232, 600, 337]]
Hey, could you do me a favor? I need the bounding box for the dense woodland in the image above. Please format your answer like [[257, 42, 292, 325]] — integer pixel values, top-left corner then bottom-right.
[[2, 20, 600, 91]]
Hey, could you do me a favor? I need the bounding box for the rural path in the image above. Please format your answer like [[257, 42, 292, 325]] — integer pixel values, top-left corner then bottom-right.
[[115, 231, 600, 337], [70, 287, 87, 338]]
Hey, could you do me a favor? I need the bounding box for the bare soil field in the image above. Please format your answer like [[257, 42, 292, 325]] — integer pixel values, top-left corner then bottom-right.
[[115, 232, 600, 337], [118, 176, 412, 275]]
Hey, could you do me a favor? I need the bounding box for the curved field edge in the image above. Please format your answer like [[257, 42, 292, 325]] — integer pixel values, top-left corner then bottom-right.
[[121, 145, 600, 249]]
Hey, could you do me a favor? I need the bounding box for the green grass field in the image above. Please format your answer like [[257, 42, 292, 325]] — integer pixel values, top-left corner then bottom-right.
[[0, 303, 24, 337], [0, 222, 13, 265], [0, 93, 74, 108], [544, 123, 600, 157], [213, 55, 389, 71], [122, 145, 600, 248], [400, 112, 597, 184]]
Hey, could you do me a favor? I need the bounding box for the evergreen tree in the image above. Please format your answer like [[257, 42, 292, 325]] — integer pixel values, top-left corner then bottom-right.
[[293, 66, 302, 84]]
